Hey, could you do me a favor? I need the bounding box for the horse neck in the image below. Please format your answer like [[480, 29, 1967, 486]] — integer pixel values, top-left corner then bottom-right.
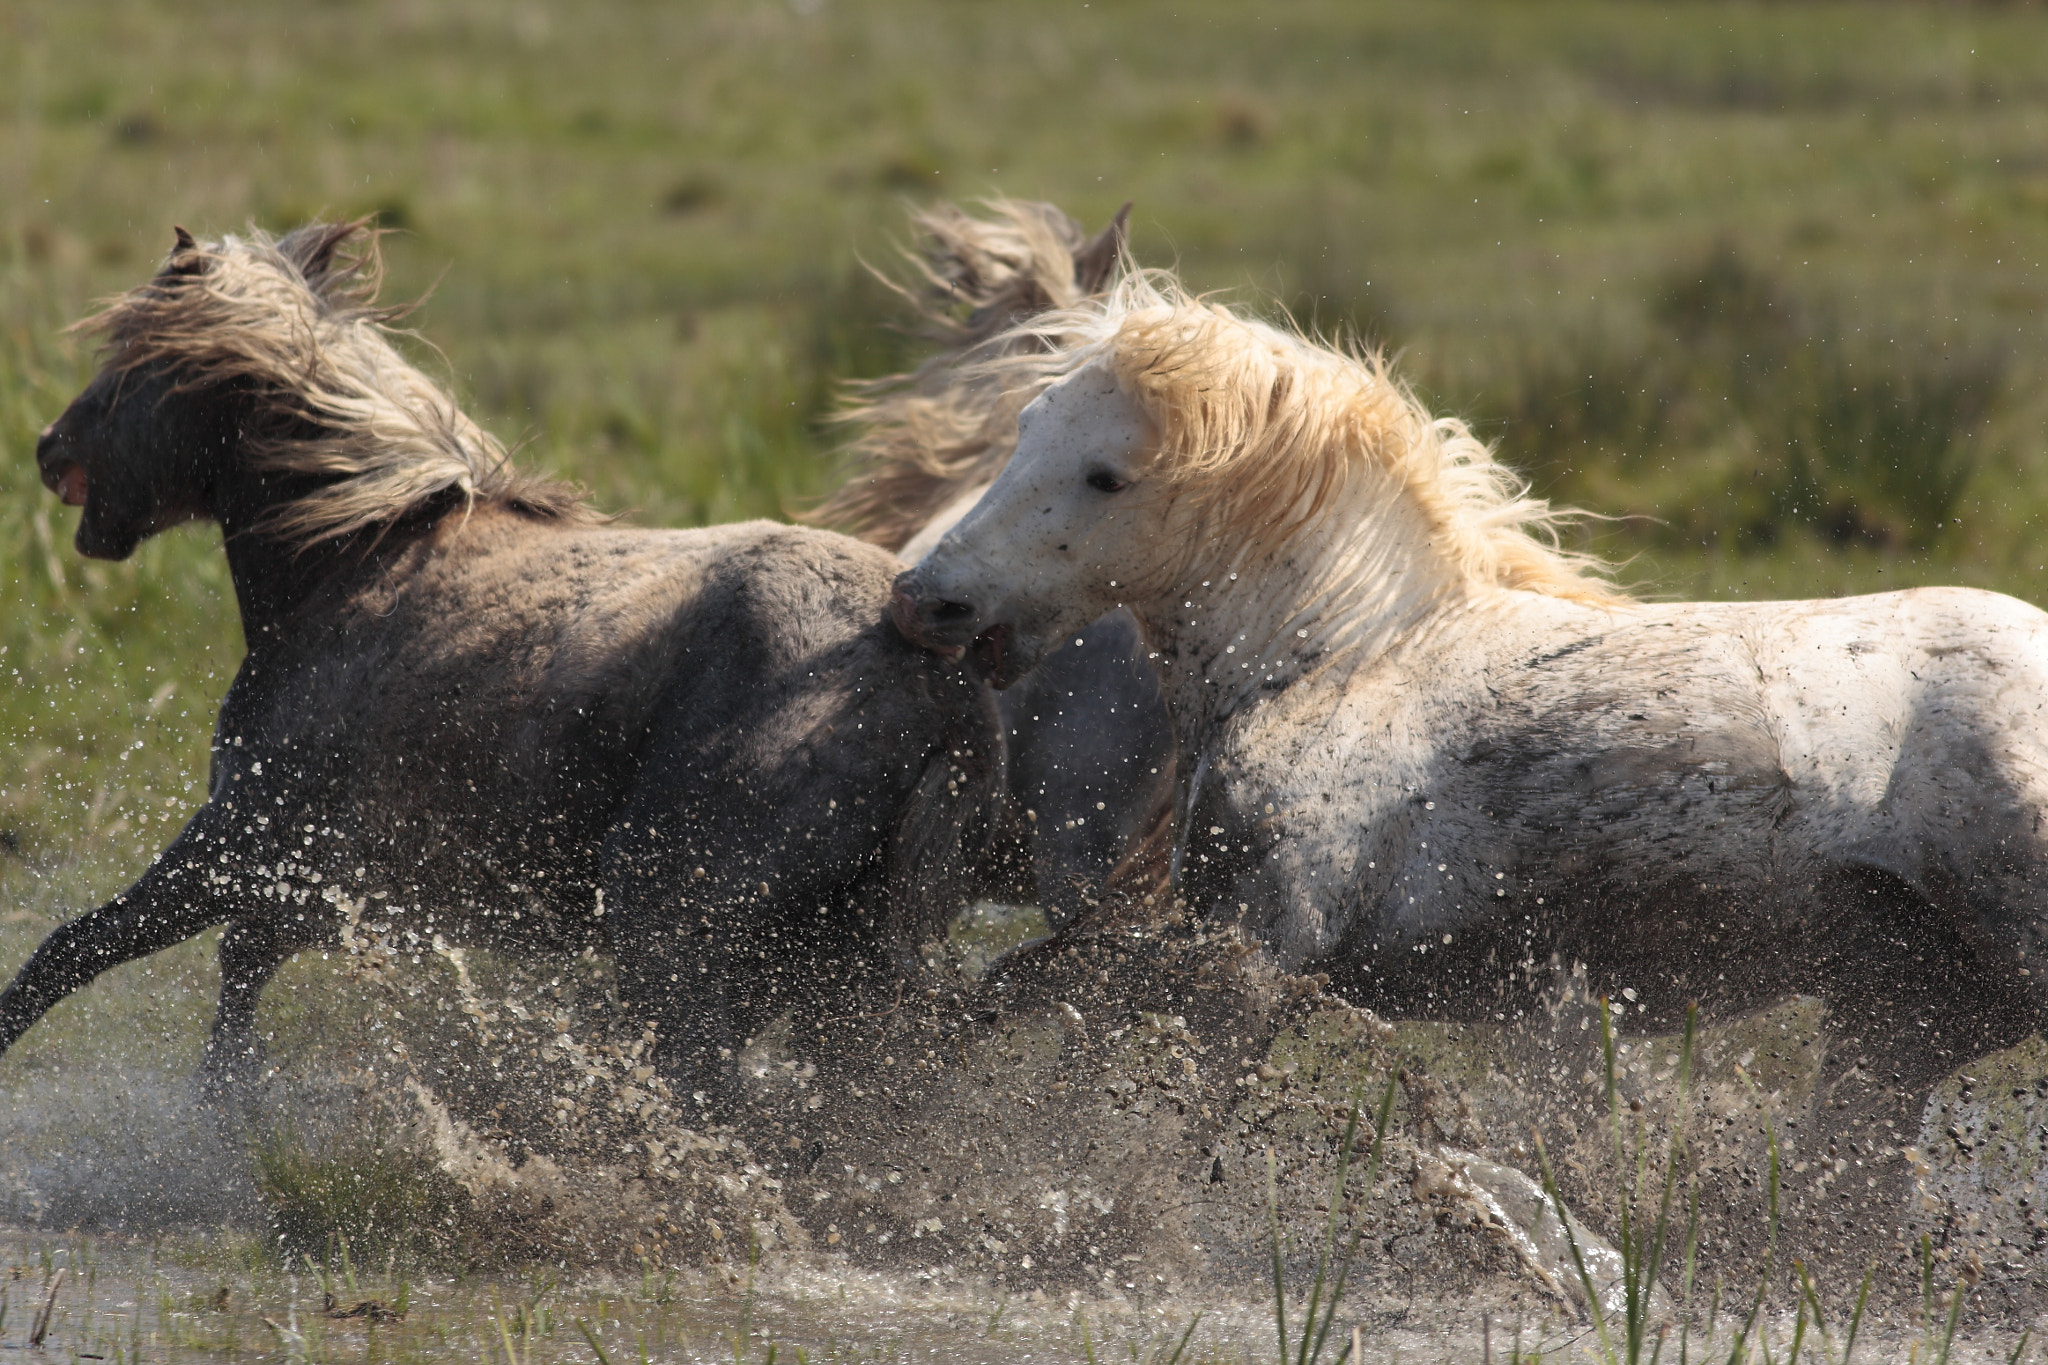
[[1131, 467, 1470, 754], [209, 467, 361, 639]]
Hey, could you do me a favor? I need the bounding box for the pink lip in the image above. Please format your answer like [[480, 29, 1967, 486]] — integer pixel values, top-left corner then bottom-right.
[[53, 463, 89, 507], [890, 586, 968, 662], [889, 586, 926, 643]]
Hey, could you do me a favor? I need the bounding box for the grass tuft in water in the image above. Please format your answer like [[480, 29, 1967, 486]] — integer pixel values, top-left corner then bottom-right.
[[1263, 1074, 1400, 1365], [251, 1126, 469, 1263]]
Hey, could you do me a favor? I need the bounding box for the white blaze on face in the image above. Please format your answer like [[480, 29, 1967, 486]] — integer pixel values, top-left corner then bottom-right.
[[912, 359, 1158, 673]]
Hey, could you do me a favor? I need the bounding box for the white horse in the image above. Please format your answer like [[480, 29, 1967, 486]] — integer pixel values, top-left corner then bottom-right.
[[890, 269, 2048, 1259]]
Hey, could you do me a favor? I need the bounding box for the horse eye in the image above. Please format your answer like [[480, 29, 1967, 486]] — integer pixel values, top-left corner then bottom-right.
[[1086, 470, 1128, 494]]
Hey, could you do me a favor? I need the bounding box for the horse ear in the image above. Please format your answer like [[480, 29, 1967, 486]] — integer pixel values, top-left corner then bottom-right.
[[277, 219, 380, 301], [1072, 201, 1132, 295], [166, 226, 208, 275], [288, 221, 359, 279]]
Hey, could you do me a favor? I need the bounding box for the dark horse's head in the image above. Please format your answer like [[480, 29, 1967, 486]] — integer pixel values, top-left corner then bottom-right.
[[36, 221, 585, 561]]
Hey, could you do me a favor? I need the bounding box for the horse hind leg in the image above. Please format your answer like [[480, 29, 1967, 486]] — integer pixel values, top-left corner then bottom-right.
[[1788, 865, 2039, 1290]]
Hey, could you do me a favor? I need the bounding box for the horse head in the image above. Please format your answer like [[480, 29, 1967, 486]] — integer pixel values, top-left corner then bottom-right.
[[35, 224, 374, 559], [811, 198, 1134, 555], [38, 221, 585, 563], [892, 357, 1166, 688], [894, 280, 1625, 693], [37, 286, 224, 561]]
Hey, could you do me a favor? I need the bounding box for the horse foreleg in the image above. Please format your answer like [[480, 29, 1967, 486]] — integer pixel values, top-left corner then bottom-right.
[[0, 841, 231, 1059], [201, 915, 314, 1103], [607, 807, 896, 1115], [614, 909, 743, 1114], [1001, 611, 1174, 929]]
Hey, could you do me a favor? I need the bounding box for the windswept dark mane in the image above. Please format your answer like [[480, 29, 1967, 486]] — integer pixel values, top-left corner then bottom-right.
[[811, 199, 1128, 552], [81, 220, 591, 544]]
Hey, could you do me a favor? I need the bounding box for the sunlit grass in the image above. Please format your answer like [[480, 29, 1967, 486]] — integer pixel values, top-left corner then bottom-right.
[[9, 0, 2048, 859]]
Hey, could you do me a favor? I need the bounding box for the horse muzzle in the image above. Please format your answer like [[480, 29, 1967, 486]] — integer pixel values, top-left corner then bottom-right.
[[891, 572, 1039, 688], [34, 423, 90, 507], [890, 573, 980, 654]]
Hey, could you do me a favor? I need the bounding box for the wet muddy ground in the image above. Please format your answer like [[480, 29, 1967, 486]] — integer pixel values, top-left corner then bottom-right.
[[5, 872, 2048, 1360]]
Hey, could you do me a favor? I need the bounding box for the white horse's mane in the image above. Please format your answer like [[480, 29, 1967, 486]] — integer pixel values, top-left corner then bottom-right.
[[815, 198, 1126, 551], [938, 269, 1627, 605]]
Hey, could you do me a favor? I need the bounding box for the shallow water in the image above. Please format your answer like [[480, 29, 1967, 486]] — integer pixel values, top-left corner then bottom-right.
[[1, 1231, 2042, 1364], [6, 862, 2048, 1360]]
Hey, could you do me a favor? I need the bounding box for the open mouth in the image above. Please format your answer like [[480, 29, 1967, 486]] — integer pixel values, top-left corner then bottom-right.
[[971, 624, 1016, 688], [44, 461, 89, 507]]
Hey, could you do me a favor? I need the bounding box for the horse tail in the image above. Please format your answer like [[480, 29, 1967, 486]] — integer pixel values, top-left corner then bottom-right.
[[881, 666, 1018, 966], [807, 198, 1131, 552]]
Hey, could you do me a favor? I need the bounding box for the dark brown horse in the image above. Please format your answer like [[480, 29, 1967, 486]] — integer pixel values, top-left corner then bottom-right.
[[2, 221, 1006, 1109]]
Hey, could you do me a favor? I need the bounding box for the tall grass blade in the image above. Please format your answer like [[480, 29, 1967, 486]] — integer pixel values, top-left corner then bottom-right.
[[1795, 1264, 1827, 1351], [575, 1318, 619, 1365], [1296, 1091, 1366, 1365], [1643, 1005, 1702, 1364], [1163, 1310, 1204, 1365], [1268, 1146, 1289, 1365], [1722, 1261, 1772, 1365], [1920, 1235, 1936, 1330], [1842, 1265, 1873, 1365], [2005, 1328, 2031, 1365], [1305, 1075, 1401, 1365], [1533, 1129, 1618, 1362], [1598, 998, 1646, 1356], [493, 1293, 525, 1365], [1936, 1276, 1965, 1365]]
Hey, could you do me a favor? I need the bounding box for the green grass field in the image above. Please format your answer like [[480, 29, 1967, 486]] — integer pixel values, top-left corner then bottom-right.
[[9, 0, 2048, 861]]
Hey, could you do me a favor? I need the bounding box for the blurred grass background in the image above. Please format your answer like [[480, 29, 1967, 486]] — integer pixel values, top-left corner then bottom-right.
[[5, 0, 2048, 874]]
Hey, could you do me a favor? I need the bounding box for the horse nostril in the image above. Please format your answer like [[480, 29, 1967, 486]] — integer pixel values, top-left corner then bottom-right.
[[889, 577, 977, 649]]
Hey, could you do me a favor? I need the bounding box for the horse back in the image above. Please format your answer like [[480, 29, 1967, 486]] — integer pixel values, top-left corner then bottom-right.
[[1190, 586, 2048, 968], [208, 514, 998, 925]]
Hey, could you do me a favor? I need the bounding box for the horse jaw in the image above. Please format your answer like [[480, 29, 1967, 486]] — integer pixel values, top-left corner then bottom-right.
[[971, 623, 1019, 689]]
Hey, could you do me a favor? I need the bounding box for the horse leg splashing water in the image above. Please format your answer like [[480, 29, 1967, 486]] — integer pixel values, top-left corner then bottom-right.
[[2, 221, 1007, 1113], [891, 265, 2048, 1273], [815, 198, 1176, 931]]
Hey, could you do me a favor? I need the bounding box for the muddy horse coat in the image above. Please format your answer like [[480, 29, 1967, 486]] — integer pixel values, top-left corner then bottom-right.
[[0, 223, 1003, 1105], [890, 268, 2048, 1253]]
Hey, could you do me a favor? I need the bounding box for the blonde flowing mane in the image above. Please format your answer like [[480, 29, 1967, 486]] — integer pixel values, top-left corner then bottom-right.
[[82, 220, 590, 544], [813, 198, 1128, 551], [856, 258, 1624, 604], [1099, 277, 1624, 604]]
